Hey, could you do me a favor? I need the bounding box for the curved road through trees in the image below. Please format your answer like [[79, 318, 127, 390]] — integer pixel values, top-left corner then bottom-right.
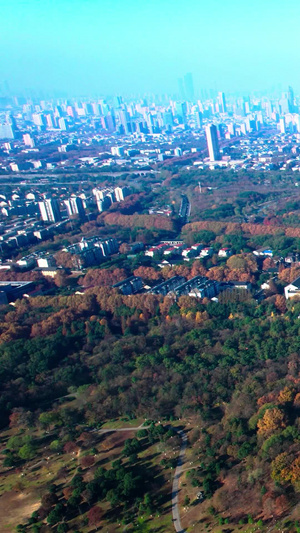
[[172, 430, 187, 533]]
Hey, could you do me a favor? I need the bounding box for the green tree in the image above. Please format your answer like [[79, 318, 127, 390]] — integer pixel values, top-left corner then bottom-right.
[[57, 524, 68, 533], [47, 504, 64, 526], [18, 443, 35, 461], [50, 439, 62, 452], [184, 495, 190, 506], [39, 411, 59, 430]]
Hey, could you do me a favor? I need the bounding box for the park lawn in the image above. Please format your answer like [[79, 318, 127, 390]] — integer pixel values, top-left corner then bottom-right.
[[0, 450, 79, 494], [100, 417, 145, 429], [0, 420, 188, 532]]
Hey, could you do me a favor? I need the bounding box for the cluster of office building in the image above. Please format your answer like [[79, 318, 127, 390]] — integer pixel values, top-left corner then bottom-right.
[[61, 237, 119, 269], [1, 85, 300, 175], [0, 184, 131, 247], [0, 215, 68, 252], [0, 190, 87, 222], [0, 235, 119, 275], [92, 185, 131, 212]]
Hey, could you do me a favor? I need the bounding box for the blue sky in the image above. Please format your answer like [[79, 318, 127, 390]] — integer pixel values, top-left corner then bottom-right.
[[1, 0, 299, 96]]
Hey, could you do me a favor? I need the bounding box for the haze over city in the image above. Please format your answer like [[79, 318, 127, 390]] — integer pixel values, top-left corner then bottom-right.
[[1, 0, 300, 96]]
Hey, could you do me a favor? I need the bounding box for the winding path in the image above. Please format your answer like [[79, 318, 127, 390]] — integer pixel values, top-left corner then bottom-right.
[[171, 430, 187, 533]]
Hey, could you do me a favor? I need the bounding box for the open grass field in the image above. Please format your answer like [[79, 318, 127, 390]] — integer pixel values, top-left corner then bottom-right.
[[0, 422, 179, 532]]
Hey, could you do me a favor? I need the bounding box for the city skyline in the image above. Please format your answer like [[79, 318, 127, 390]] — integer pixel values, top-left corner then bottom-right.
[[1, 77, 299, 104], [2, 0, 300, 96]]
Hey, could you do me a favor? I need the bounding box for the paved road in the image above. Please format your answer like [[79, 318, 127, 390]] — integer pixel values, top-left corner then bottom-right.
[[172, 430, 187, 533], [0, 170, 159, 186]]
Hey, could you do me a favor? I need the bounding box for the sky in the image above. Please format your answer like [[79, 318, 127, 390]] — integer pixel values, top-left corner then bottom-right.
[[1, 0, 300, 97]]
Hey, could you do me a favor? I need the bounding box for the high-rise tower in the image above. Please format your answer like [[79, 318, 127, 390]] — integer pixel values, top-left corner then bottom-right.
[[39, 199, 61, 223], [218, 92, 227, 113], [205, 124, 220, 161], [64, 197, 85, 219], [288, 86, 295, 113]]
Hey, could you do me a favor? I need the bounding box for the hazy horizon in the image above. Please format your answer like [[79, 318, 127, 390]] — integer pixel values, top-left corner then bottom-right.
[[1, 0, 300, 97]]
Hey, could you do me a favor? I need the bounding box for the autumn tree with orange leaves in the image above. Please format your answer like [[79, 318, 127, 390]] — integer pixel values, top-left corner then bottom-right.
[[257, 407, 286, 435]]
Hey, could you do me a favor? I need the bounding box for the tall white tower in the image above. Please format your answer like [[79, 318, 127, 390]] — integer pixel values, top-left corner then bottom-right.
[[39, 199, 61, 222], [205, 124, 220, 161]]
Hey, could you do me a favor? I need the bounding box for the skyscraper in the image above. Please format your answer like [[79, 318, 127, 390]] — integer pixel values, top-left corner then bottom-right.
[[205, 124, 220, 161], [175, 102, 188, 124], [280, 95, 289, 115], [23, 134, 35, 147], [279, 117, 286, 134], [45, 114, 54, 128], [32, 113, 44, 127], [58, 118, 67, 131], [96, 196, 112, 213], [228, 123, 236, 136], [114, 186, 131, 202], [0, 123, 14, 139], [39, 199, 61, 223], [91, 103, 100, 116], [218, 92, 227, 113], [64, 197, 85, 219], [288, 86, 295, 113], [118, 109, 131, 135], [194, 111, 202, 129]]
